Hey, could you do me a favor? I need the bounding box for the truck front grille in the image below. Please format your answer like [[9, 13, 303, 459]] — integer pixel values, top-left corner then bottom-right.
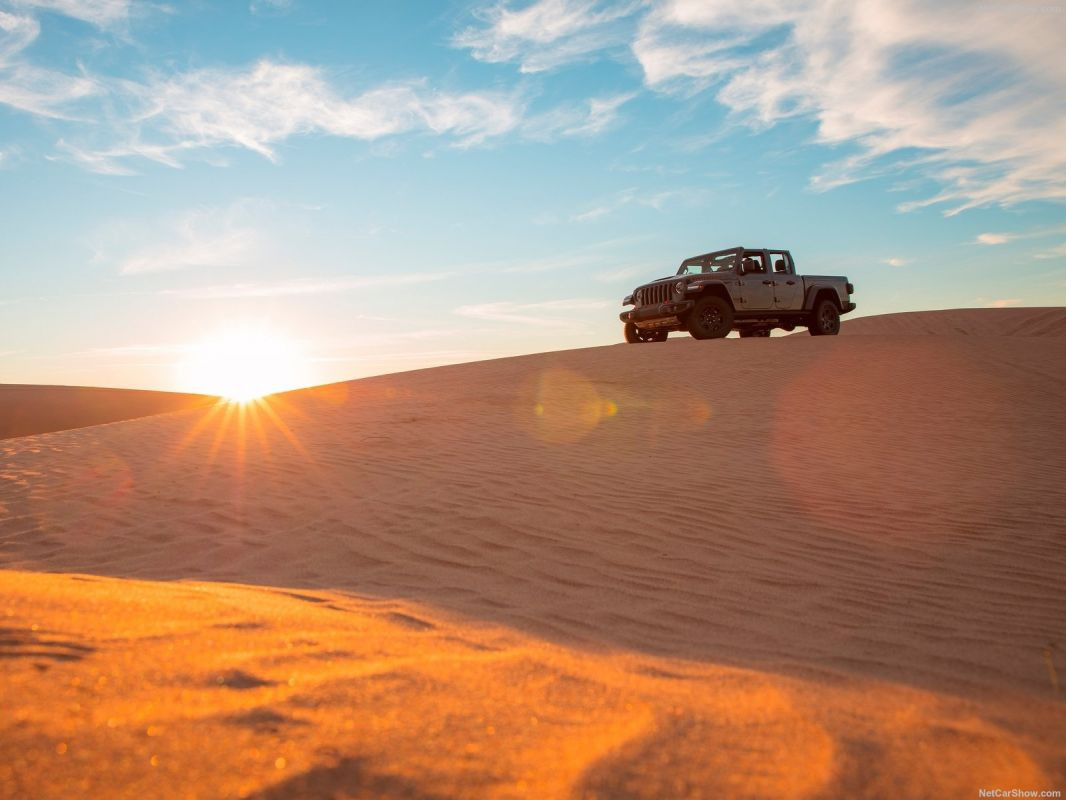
[[637, 283, 670, 307]]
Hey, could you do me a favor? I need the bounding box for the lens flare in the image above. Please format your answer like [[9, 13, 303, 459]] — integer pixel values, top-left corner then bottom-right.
[[522, 369, 617, 444]]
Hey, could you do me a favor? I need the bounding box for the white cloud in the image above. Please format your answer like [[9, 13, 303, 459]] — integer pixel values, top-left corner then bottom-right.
[[455, 298, 610, 326], [460, 1, 1066, 213], [524, 92, 636, 140], [163, 273, 454, 299], [0, 143, 22, 168], [58, 60, 525, 171], [882, 257, 909, 267], [454, 0, 641, 73], [7, 0, 131, 27], [52, 139, 179, 175], [467, 235, 655, 273], [88, 198, 307, 276], [974, 223, 1066, 249], [2, 6, 531, 163], [0, 10, 99, 117], [249, 0, 292, 15], [1034, 242, 1066, 260], [3, 2, 632, 171], [570, 186, 696, 222], [78, 343, 188, 357], [117, 203, 265, 274], [631, 0, 1066, 214], [593, 264, 644, 282], [984, 298, 1021, 308]]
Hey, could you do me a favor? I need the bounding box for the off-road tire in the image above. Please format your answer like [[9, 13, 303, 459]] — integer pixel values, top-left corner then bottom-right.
[[687, 296, 734, 340], [808, 299, 841, 336], [624, 322, 668, 343]]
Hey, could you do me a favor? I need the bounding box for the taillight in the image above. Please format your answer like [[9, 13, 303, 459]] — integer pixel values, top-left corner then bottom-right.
[[846, 282, 854, 294]]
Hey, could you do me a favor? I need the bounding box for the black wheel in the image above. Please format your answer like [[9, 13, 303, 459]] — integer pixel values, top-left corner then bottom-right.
[[808, 299, 840, 336], [624, 322, 666, 343], [687, 296, 734, 340]]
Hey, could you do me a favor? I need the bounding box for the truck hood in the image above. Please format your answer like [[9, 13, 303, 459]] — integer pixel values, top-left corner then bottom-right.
[[636, 276, 677, 289]]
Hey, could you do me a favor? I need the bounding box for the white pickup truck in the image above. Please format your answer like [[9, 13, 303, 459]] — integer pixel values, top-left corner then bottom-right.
[[620, 245, 856, 341]]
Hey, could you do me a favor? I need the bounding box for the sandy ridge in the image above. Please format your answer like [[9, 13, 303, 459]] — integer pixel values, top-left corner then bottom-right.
[[2, 307, 1065, 797], [0, 384, 216, 440]]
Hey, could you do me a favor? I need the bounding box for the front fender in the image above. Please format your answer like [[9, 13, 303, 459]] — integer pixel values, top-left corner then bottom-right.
[[686, 279, 739, 307]]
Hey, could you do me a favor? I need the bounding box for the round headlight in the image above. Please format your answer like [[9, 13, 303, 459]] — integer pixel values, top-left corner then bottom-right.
[[674, 280, 685, 294]]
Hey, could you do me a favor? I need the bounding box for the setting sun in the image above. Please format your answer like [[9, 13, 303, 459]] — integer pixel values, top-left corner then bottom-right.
[[176, 326, 310, 402]]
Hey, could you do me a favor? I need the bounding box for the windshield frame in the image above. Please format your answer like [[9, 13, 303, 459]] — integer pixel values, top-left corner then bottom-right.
[[676, 247, 743, 276]]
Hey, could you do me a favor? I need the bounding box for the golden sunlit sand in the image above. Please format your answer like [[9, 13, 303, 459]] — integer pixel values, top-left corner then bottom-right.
[[2, 307, 1065, 798]]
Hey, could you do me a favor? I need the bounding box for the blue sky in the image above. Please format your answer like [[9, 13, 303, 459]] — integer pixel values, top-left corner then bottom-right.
[[1, 0, 1064, 392]]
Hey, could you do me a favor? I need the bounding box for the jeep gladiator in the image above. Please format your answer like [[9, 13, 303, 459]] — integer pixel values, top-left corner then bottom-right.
[[620, 246, 856, 341]]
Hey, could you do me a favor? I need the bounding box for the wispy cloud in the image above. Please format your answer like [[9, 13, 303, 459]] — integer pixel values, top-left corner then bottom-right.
[[632, 0, 1066, 214], [570, 186, 698, 222], [0, 10, 100, 117], [76, 343, 189, 357], [0, 143, 23, 168], [882, 257, 909, 267], [524, 92, 636, 140], [459, 0, 1066, 213], [7, 0, 132, 28], [162, 272, 454, 299], [1, 3, 542, 170], [455, 298, 610, 326], [58, 61, 526, 172], [0, 2, 141, 120], [249, 0, 293, 15], [593, 264, 644, 282], [453, 0, 641, 73], [983, 298, 1022, 308], [1034, 242, 1066, 261], [974, 222, 1066, 250], [115, 202, 265, 274]]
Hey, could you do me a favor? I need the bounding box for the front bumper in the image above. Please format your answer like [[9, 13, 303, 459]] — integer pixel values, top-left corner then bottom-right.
[[620, 300, 694, 325]]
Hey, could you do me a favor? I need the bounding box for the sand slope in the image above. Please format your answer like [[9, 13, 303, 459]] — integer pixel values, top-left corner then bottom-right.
[[0, 384, 215, 439], [3, 569, 1061, 799], [842, 306, 1066, 337], [2, 307, 1065, 798]]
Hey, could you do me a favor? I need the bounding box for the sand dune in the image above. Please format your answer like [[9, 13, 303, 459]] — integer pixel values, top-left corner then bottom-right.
[[2, 307, 1065, 798], [841, 306, 1066, 337], [0, 384, 215, 440]]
